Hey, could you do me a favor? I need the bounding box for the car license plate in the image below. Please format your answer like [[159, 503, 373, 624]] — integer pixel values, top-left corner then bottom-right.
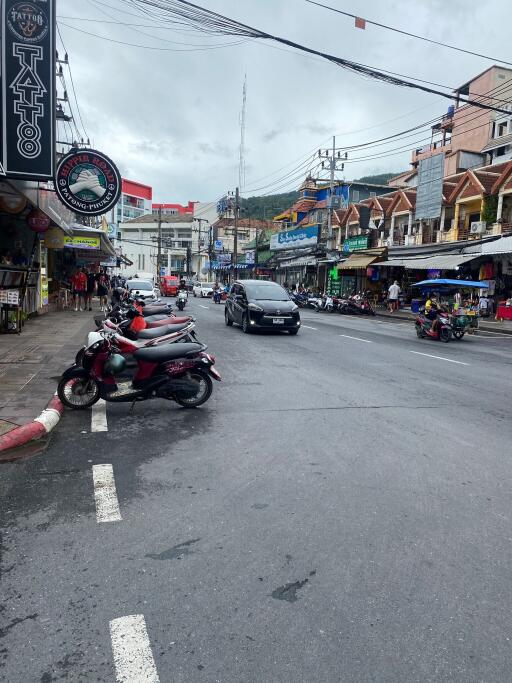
[[273, 318, 284, 324]]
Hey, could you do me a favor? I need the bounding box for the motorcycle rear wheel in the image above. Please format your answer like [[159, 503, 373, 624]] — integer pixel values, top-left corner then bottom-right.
[[58, 376, 100, 409], [174, 370, 213, 408]]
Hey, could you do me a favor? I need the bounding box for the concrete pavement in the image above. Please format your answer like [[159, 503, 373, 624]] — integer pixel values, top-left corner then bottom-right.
[[2, 297, 512, 682]]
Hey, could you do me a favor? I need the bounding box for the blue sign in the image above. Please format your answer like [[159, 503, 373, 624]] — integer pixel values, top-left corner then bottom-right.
[[270, 225, 319, 251], [214, 239, 223, 251], [160, 267, 166, 276]]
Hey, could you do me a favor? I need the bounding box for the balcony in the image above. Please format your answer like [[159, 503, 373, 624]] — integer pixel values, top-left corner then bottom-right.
[[412, 139, 452, 165]]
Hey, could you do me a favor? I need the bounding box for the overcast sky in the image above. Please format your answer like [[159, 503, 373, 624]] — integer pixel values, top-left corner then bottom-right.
[[60, 0, 509, 203]]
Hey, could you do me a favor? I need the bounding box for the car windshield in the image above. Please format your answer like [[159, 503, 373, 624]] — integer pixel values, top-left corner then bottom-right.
[[128, 281, 152, 291], [204, 283, 216, 287], [246, 284, 290, 301]]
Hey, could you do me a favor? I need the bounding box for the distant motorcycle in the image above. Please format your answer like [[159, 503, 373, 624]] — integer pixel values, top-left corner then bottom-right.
[[213, 289, 222, 304], [176, 290, 187, 311]]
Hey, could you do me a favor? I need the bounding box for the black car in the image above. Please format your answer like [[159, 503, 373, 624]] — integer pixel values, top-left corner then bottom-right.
[[225, 280, 300, 334]]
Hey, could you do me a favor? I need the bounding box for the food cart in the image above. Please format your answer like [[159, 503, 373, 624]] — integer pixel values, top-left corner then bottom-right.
[[411, 279, 488, 339]]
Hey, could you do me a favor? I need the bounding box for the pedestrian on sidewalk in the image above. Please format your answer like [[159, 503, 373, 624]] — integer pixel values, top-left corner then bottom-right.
[[85, 269, 96, 312], [96, 269, 110, 311], [71, 269, 87, 311], [388, 280, 401, 312]]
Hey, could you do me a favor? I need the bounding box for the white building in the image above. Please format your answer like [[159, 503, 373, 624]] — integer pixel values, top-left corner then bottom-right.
[[119, 214, 206, 278]]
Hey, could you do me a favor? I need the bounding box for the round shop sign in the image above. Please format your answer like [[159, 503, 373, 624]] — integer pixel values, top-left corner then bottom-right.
[[55, 149, 121, 217], [7, 2, 49, 44]]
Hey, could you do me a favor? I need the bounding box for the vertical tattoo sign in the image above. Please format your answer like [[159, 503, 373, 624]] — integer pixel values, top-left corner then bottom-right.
[[1, 0, 56, 179]]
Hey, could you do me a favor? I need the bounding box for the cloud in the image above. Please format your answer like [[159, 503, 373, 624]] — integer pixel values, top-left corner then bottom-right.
[[62, 0, 508, 202]]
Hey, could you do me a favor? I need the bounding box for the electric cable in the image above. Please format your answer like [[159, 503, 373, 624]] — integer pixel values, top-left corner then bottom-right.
[[305, 1, 512, 67]]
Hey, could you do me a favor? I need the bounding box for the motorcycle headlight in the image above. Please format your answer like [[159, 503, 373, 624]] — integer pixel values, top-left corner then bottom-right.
[[248, 303, 263, 312]]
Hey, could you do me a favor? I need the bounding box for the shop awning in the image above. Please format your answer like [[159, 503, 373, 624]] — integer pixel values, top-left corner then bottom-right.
[[338, 252, 382, 270], [374, 254, 480, 270]]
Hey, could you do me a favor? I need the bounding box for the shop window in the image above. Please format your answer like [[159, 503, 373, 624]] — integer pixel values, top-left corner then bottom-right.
[[496, 146, 507, 157]]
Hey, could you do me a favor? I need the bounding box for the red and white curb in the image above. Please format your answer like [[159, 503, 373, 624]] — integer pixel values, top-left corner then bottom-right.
[[0, 394, 64, 454]]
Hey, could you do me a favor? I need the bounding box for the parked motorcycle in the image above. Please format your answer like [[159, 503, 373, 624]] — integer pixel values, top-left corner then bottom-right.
[[338, 293, 375, 316], [315, 295, 335, 313], [415, 310, 453, 342], [58, 329, 220, 410], [176, 290, 187, 311]]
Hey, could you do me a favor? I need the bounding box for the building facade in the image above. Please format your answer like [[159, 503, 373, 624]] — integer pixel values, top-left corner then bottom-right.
[[119, 214, 203, 278], [152, 201, 196, 217], [115, 179, 153, 224]]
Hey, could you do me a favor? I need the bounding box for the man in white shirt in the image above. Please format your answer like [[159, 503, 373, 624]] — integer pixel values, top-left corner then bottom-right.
[[388, 280, 400, 312]]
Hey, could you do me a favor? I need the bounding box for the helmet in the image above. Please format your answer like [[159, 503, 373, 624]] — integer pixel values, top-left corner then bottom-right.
[[104, 353, 126, 375]]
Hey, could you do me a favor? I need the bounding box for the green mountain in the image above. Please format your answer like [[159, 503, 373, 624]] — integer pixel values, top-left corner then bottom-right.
[[355, 172, 401, 185], [240, 191, 298, 220]]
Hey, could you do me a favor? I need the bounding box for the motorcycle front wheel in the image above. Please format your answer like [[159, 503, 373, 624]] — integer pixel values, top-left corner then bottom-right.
[[174, 370, 213, 408], [415, 324, 425, 338], [58, 376, 100, 409], [440, 328, 452, 343]]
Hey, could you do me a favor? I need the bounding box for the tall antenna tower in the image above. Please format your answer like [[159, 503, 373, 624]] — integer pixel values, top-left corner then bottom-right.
[[238, 75, 247, 192]]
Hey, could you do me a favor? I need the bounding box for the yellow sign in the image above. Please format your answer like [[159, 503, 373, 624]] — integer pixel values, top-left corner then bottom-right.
[[43, 226, 66, 249], [64, 236, 100, 250]]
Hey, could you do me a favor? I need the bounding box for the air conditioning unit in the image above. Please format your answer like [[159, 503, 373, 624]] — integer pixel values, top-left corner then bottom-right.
[[470, 221, 487, 234]]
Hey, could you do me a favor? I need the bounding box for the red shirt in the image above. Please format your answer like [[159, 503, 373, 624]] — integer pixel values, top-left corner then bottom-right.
[[72, 272, 87, 291]]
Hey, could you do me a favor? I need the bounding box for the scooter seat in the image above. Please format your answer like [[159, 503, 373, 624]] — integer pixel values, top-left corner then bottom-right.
[[133, 342, 202, 363], [136, 323, 188, 339], [142, 306, 171, 317]]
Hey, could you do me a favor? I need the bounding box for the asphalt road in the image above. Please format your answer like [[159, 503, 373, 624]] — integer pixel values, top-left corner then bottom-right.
[[2, 296, 512, 682]]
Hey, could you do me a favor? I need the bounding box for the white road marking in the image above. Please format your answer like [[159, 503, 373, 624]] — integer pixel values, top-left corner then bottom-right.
[[92, 464, 122, 523], [339, 334, 373, 343], [91, 399, 108, 432], [198, 304, 209, 309], [301, 325, 317, 330], [110, 614, 160, 683], [409, 351, 469, 366]]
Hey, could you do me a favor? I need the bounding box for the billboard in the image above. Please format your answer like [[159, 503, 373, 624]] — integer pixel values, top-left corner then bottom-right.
[[1, 0, 56, 179], [415, 153, 445, 221], [270, 225, 319, 251]]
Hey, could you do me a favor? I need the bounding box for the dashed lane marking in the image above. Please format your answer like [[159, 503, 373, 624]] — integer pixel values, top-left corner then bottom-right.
[[198, 304, 209, 309], [301, 325, 317, 330], [339, 334, 373, 343], [92, 464, 122, 523], [91, 399, 108, 432], [409, 351, 469, 366], [110, 614, 160, 683]]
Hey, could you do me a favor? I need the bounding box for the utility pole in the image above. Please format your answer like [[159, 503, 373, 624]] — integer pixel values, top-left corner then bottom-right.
[[233, 186, 239, 280], [156, 205, 162, 280], [327, 135, 336, 240], [319, 139, 346, 245], [209, 224, 214, 281], [195, 217, 209, 278]]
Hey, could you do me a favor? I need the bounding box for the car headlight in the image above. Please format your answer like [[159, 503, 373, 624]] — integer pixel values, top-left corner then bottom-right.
[[291, 304, 299, 312], [248, 303, 263, 312]]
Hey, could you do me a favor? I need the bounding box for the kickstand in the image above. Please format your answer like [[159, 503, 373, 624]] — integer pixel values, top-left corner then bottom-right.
[[128, 398, 137, 414]]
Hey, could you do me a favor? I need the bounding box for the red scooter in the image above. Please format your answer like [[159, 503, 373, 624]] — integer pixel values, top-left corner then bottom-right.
[[58, 329, 220, 410], [415, 310, 453, 342]]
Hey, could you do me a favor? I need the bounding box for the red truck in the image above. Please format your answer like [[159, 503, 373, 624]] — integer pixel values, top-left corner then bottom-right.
[[160, 275, 180, 296]]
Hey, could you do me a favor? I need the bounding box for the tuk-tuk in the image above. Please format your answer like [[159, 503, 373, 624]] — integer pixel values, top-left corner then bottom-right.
[[160, 275, 180, 296]]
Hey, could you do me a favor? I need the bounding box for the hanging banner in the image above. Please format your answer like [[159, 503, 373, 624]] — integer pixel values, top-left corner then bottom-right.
[[1, 0, 56, 179], [54, 148, 121, 216], [270, 225, 319, 251]]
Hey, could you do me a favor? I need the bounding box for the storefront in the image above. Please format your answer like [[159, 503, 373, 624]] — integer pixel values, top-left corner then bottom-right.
[[337, 248, 387, 297]]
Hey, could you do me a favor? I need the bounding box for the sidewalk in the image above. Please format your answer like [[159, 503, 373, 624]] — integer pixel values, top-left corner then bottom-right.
[[0, 309, 94, 437], [376, 307, 512, 334]]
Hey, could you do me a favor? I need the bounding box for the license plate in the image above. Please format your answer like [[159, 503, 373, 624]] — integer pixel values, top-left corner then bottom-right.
[[273, 318, 284, 324]]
